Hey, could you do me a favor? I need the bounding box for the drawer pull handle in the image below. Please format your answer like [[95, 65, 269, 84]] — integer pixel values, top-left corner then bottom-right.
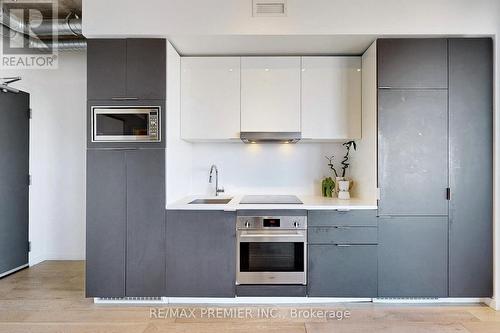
[[111, 97, 139, 100], [335, 244, 351, 247]]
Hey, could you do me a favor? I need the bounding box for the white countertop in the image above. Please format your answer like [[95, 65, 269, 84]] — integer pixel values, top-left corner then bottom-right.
[[167, 195, 378, 211]]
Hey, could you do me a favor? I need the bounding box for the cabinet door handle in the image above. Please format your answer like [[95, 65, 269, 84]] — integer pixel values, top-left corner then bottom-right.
[[335, 244, 351, 247], [111, 97, 139, 100], [334, 226, 351, 230]]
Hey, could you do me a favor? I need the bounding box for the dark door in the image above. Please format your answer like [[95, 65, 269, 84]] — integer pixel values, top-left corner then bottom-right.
[[378, 90, 448, 216], [126, 39, 166, 99], [86, 150, 126, 297], [126, 149, 165, 296], [378, 217, 448, 297], [87, 39, 127, 100], [0, 91, 29, 278], [448, 38, 493, 297]]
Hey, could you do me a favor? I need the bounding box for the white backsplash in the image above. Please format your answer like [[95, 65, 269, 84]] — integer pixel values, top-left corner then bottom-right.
[[190, 142, 363, 197]]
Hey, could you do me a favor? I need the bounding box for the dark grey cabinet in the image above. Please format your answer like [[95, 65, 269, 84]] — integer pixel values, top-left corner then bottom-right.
[[87, 39, 127, 100], [125, 149, 165, 296], [126, 39, 166, 100], [377, 38, 447, 89], [87, 39, 166, 100], [307, 210, 378, 297], [86, 149, 166, 297], [376, 38, 493, 298], [448, 38, 493, 297], [86, 150, 126, 297], [308, 245, 377, 297], [378, 90, 448, 216], [378, 217, 448, 297], [166, 210, 236, 297]]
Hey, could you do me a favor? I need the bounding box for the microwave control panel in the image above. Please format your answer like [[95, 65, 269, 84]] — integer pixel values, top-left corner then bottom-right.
[[149, 111, 159, 140]]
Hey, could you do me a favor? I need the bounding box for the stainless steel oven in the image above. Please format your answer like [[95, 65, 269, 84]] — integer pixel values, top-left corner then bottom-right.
[[236, 215, 307, 285], [91, 106, 160, 142]]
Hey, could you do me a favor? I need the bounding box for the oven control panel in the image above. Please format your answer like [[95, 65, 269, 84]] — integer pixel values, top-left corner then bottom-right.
[[237, 216, 307, 230]]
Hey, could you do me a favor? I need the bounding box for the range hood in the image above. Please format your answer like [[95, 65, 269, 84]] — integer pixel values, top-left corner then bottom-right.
[[240, 132, 301, 144]]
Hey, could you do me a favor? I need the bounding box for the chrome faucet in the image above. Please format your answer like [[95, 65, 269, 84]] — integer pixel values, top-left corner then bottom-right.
[[209, 164, 225, 196]]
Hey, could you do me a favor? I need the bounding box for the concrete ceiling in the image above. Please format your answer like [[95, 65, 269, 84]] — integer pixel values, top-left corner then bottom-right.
[[168, 34, 378, 56]]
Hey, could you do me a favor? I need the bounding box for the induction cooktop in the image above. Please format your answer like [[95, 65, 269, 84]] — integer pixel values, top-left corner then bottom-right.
[[239, 195, 303, 205]]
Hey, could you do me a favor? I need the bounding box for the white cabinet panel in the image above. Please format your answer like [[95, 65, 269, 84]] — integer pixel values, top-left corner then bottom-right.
[[241, 57, 301, 132], [301, 57, 361, 140], [181, 57, 240, 140]]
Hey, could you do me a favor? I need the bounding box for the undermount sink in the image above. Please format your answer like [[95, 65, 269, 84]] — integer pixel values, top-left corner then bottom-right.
[[188, 198, 233, 204]]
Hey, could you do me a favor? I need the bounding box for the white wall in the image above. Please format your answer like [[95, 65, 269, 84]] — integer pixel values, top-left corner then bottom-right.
[[0, 52, 87, 265], [166, 42, 193, 204]]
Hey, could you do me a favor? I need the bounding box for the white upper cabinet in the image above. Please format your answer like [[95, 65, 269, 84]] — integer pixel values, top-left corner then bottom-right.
[[241, 57, 301, 132], [301, 57, 362, 140], [181, 57, 241, 140]]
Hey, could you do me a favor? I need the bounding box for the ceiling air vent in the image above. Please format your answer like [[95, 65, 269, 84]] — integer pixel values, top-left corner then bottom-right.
[[253, 0, 287, 17]]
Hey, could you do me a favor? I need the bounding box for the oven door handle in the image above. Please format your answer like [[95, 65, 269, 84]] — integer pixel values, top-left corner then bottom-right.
[[238, 232, 306, 243]]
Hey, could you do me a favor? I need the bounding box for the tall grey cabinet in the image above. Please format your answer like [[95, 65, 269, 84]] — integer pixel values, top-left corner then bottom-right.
[[86, 149, 166, 297], [448, 39, 493, 297], [86, 38, 167, 298], [377, 38, 493, 298]]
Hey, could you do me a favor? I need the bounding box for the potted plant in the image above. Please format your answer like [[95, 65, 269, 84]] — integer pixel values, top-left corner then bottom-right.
[[323, 141, 356, 199]]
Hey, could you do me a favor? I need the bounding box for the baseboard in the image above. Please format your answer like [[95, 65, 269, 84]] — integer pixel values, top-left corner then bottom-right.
[[373, 297, 489, 304], [94, 297, 165, 305], [28, 254, 44, 266], [483, 298, 498, 310], [94, 297, 492, 306], [44, 252, 84, 261], [94, 297, 372, 305]]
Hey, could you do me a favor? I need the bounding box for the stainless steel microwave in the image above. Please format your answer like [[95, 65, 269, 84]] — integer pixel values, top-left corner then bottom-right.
[[91, 106, 160, 142]]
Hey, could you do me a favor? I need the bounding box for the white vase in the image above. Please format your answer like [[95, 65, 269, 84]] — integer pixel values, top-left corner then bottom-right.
[[337, 179, 352, 200]]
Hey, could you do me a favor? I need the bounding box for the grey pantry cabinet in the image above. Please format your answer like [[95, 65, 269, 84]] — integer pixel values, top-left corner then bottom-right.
[[86, 149, 165, 297], [87, 38, 166, 100], [376, 38, 493, 298]]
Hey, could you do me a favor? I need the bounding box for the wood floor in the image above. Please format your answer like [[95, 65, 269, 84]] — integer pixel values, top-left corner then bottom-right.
[[0, 261, 499, 333]]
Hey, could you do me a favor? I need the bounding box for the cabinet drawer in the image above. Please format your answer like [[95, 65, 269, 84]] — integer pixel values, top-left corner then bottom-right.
[[308, 210, 377, 227], [308, 244, 377, 297], [309, 226, 377, 244]]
